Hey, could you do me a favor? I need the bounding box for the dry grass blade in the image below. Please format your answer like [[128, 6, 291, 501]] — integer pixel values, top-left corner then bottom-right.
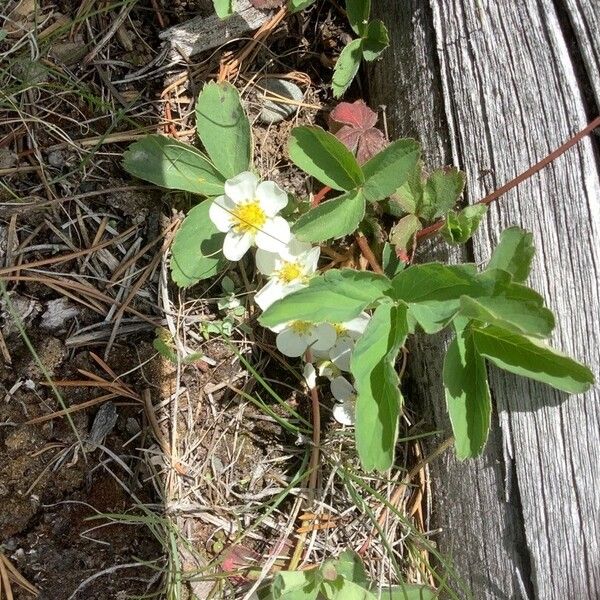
[[0, 553, 39, 598]]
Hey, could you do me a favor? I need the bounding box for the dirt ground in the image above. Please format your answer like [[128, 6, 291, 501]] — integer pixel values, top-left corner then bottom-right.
[[1, 2, 434, 599]]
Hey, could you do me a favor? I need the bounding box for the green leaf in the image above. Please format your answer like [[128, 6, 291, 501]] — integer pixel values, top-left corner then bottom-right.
[[346, 0, 371, 35], [123, 135, 225, 196], [392, 264, 510, 333], [375, 584, 437, 600], [382, 242, 406, 278], [361, 19, 389, 61], [472, 325, 594, 394], [195, 82, 252, 178], [170, 200, 227, 287], [332, 38, 363, 99], [420, 167, 465, 220], [288, 0, 317, 12], [272, 570, 321, 600], [459, 285, 555, 338], [441, 204, 488, 244], [259, 269, 391, 328], [352, 303, 408, 471], [444, 321, 491, 459], [289, 126, 364, 191], [389, 161, 423, 215], [487, 226, 535, 282], [0, 30, 7, 42], [153, 328, 179, 363], [322, 551, 369, 590], [292, 190, 366, 242], [389, 214, 421, 250], [322, 579, 376, 600], [361, 139, 421, 202], [212, 0, 233, 18]]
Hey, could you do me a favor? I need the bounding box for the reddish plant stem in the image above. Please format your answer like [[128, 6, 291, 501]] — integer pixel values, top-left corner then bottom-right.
[[288, 355, 321, 570], [311, 185, 332, 207], [416, 114, 600, 242], [355, 232, 384, 274]]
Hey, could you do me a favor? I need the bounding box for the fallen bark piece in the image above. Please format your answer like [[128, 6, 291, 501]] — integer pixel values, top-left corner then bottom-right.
[[159, 1, 272, 61]]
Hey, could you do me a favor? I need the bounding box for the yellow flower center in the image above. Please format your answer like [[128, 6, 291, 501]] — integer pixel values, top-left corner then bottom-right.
[[276, 262, 303, 284], [231, 200, 267, 234], [333, 323, 347, 336], [290, 320, 313, 335]]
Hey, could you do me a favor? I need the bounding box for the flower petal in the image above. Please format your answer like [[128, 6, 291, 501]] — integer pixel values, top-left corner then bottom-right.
[[222, 231, 252, 261], [302, 247, 321, 274], [343, 312, 371, 338], [303, 363, 317, 390], [276, 328, 307, 357], [255, 216, 291, 254], [255, 248, 279, 275], [332, 398, 355, 426], [254, 279, 286, 311], [256, 180, 288, 216], [331, 375, 355, 401], [284, 237, 313, 259], [224, 171, 259, 203], [209, 196, 235, 232], [310, 323, 337, 352], [329, 338, 353, 372]]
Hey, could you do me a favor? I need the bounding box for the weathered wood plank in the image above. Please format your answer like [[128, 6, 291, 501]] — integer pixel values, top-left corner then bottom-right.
[[159, 1, 270, 61], [370, 1, 600, 598]]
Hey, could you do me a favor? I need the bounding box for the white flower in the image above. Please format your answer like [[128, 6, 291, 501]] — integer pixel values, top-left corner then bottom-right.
[[303, 362, 317, 390], [273, 321, 336, 358], [330, 375, 356, 426], [329, 313, 371, 372], [209, 171, 291, 261], [254, 238, 320, 310]]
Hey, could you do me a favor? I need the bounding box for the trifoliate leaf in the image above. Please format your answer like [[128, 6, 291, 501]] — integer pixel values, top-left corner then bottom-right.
[[330, 100, 387, 164]]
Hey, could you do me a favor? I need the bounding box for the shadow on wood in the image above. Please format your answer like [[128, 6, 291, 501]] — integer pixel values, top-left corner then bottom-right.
[[368, 2, 600, 599]]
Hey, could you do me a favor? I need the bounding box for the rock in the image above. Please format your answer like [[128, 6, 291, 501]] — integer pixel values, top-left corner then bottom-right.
[[258, 78, 304, 124]]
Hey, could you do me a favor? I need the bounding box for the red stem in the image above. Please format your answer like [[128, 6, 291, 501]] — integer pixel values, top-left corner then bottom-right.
[[311, 185, 332, 207], [416, 114, 600, 242]]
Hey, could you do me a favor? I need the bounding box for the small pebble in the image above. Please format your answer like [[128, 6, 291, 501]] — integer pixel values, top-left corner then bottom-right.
[[258, 78, 303, 124]]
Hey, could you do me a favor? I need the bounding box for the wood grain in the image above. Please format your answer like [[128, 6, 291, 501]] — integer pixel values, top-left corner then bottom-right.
[[370, 1, 600, 598]]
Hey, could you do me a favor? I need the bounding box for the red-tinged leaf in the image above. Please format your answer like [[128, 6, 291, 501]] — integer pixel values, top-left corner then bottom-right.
[[222, 545, 260, 583], [356, 126, 387, 164], [329, 100, 387, 164], [249, 0, 284, 7], [335, 126, 362, 152], [330, 99, 378, 130]]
